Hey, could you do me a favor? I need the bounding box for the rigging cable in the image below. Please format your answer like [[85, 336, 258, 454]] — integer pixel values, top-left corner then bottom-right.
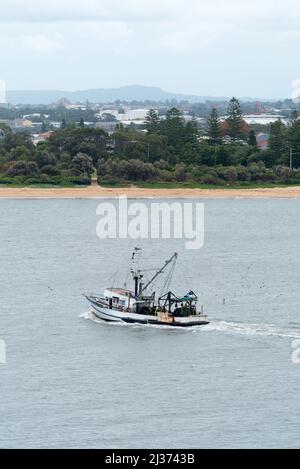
[[160, 255, 177, 296]]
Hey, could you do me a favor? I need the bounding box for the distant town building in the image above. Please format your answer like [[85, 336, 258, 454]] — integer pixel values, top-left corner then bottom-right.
[[23, 113, 50, 120], [31, 131, 53, 145], [0, 118, 33, 131], [243, 114, 289, 126], [13, 119, 33, 130], [65, 104, 88, 111], [95, 121, 117, 132], [94, 108, 153, 128], [121, 109, 149, 121], [49, 122, 62, 129]]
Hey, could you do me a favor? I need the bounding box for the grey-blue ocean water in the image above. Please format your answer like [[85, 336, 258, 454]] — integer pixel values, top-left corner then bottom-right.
[[0, 198, 300, 449]]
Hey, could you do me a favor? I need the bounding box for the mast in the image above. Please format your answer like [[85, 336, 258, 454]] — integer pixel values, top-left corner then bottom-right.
[[131, 247, 142, 298]]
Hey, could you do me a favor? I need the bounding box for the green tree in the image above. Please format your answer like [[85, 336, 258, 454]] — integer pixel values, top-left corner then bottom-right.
[[175, 164, 187, 182], [248, 129, 257, 147], [224, 166, 238, 182], [70, 152, 93, 176], [36, 151, 57, 169], [41, 165, 60, 176], [269, 120, 288, 163], [47, 127, 107, 164], [60, 118, 67, 130], [7, 160, 39, 177], [184, 117, 198, 144], [145, 109, 160, 134], [143, 133, 167, 163], [207, 108, 221, 144], [79, 117, 85, 128], [9, 145, 32, 161], [161, 107, 185, 150], [0, 123, 12, 136], [288, 119, 300, 168], [226, 97, 243, 140], [290, 110, 299, 125]]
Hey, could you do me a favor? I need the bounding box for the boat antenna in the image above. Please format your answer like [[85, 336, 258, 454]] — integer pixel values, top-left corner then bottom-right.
[[139, 252, 178, 296]]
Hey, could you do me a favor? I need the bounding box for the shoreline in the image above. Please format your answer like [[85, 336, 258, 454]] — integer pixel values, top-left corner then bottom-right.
[[1, 185, 300, 199]]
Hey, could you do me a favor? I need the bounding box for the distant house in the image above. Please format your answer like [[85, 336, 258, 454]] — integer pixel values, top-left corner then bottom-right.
[[30, 122, 44, 131], [121, 109, 149, 122], [31, 131, 53, 145], [0, 128, 5, 139], [13, 119, 33, 130], [243, 114, 289, 126], [95, 121, 117, 132], [49, 122, 62, 129], [96, 108, 151, 126], [256, 132, 269, 150], [96, 109, 119, 120]]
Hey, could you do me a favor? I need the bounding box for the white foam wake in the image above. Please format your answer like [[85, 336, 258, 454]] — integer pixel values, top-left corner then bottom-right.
[[80, 311, 300, 338], [80, 310, 106, 325], [80, 310, 96, 320], [201, 320, 300, 339]]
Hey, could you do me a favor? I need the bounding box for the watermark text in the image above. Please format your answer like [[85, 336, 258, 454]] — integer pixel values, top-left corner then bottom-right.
[[96, 197, 205, 250]]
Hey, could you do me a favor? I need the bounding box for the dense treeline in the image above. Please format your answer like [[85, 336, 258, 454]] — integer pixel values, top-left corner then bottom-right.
[[0, 125, 106, 185], [97, 100, 300, 185], [0, 106, 99, 125], [1, 98, 300, 187]]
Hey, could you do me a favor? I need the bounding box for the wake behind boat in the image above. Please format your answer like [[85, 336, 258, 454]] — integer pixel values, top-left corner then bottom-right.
[[84, 248, 209, 328]]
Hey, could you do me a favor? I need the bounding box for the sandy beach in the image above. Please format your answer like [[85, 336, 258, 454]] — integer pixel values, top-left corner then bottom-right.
[[0, 185, 300, 199]]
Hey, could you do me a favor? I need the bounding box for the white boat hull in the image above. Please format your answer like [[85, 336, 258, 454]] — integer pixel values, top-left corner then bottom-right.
[[90, 302, 209, 328]]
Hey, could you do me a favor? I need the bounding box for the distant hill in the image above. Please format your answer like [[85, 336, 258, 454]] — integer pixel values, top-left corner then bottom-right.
[[6, 85, 231, 105], [6, 85, 278, 105]]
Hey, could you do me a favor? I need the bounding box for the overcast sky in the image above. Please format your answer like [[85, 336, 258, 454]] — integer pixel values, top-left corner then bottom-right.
[[0, 0, 300, 98]]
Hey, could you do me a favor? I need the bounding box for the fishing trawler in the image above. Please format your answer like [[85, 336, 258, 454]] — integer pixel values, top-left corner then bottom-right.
[[84, 248, 209, 328]]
